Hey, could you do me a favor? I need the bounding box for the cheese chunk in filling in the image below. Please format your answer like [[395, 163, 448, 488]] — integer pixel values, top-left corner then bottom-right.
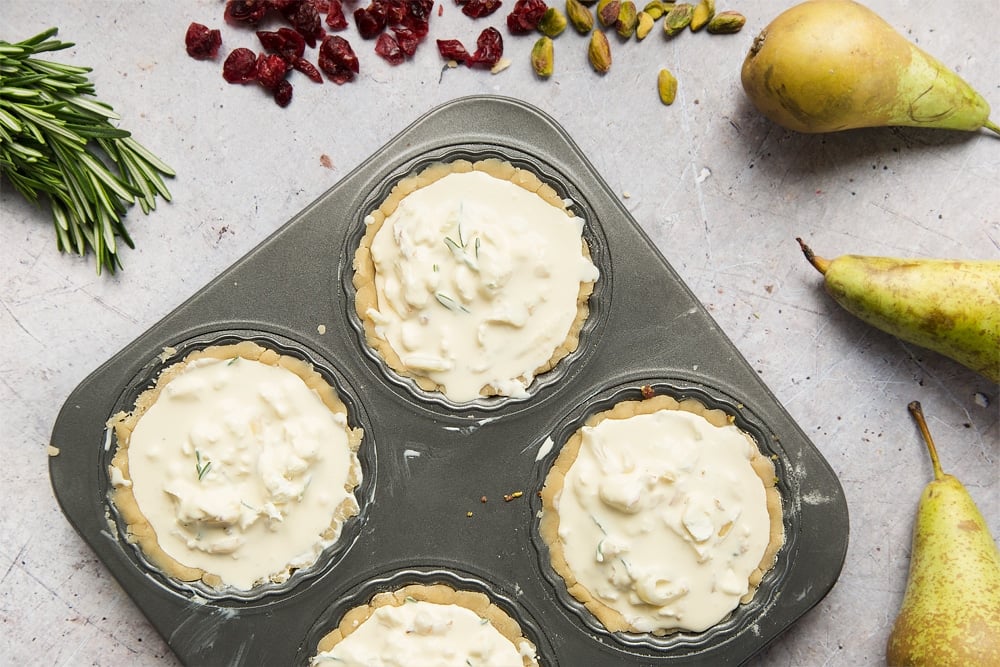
[[363, 169, 599, 402], [109, 350, 362, 590]]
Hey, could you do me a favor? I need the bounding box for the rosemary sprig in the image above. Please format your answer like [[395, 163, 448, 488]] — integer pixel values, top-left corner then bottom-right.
[[444, 233, 480, 271], [195, 450, 212, 481], [0, 28, 175, 274], [435, 291, 470, 313]]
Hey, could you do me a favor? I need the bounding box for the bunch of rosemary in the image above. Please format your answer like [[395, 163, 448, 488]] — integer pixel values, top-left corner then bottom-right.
[[0, 28, 175, 274]]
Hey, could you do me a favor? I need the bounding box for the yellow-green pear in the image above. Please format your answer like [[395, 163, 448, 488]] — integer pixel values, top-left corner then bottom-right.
[[741, 0, 999, 135], [886, 401, 1000, 666], [797, 239, 1000, 382]]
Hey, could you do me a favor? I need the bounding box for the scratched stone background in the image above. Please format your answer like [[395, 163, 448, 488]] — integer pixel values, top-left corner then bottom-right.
[[1, 0, 998, 665]]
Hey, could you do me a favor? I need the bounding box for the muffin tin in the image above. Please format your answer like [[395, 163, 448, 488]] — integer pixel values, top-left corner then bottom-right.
[[49, 95, 849, 666]]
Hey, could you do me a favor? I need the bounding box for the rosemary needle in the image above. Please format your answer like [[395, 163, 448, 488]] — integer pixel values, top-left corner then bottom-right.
[[0, 27, 175, 274]]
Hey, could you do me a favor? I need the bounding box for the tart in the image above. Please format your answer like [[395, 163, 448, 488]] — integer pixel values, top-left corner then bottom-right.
[[539, 393, 783, 635], [107, 341, 363, 591], [353, 158, 600, 403], [310, 583, 539, 666]]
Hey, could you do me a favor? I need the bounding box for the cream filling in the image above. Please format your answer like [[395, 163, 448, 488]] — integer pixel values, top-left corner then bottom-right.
[[367, 170, 599, 402], [311, 600, 537, 667], [554, 409, 771, 633], [112, 357, 359, 590]]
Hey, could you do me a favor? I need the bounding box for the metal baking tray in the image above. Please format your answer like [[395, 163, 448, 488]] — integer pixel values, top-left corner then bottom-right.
[[49, 95, 849, 666]]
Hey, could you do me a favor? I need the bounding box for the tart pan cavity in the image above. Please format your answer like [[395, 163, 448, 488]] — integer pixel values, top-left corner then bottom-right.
[[50, 96, 848, 666], [102, 330, 374, 603], [297, 567, 552, 665], [531, 378, 799, 660], [344, 146, 611, 414]]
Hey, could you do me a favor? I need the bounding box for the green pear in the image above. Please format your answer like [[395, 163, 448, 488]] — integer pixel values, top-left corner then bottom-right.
[[797, 239, 1000, 382], [886, 401, 1000, 666], [741, 0, 999, 135]]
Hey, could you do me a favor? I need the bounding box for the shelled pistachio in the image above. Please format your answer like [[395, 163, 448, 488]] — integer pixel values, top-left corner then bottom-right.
[[642, 0, 670, 19], [567, 0, 595, 33], [635, 10, 655, 39], [706, 9, 745, 33], [616, 1, 638, 37], [531, 36, 555, 76], [588, 29, 612, 73], [539, 7, 568, 36], [597, 0, 621, 27], [663, 3, 693, 36], [690, 0, 715, 31], [658, 68, 678, 104]]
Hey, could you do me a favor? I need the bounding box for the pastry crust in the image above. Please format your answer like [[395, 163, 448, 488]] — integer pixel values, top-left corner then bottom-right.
[[539, 393, 784, 635], [107, 341, 364, 589], [314, 583, 539, 666], [352, 158, 595, 398]]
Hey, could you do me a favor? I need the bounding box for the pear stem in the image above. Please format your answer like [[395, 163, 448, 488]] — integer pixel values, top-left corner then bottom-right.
[[984, 119, 1000, 137], [796, 237, 831, 274], [908, 401, 945, 481]]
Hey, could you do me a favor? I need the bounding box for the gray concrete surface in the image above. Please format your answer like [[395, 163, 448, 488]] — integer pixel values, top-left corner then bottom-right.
[[2, 0, 997, 664]]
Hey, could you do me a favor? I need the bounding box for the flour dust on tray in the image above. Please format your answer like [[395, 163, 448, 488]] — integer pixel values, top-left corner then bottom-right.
[[107, 341, 363, 590], [353, 158, 600, 403], [539, 393, 784, 635], [310, 583, 539, 666]]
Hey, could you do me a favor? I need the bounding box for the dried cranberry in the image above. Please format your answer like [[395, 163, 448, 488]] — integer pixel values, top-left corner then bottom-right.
[[256, 30, 285, 54], [255, 53, 290, 89], [313, 0, 331, 11], [436, 38, 471, 63], [185, 23, 222, 60], [256, 27, 307, 61], [392, 26, 422, 56], [318, 35, 359, 84], [326, 0, 349, 30], [506, 0, 546, 33], [470, 26, 503, 67], [401, 16, 429, 39], [293, 57, 323, 82], [280, 27, 308, 57], [437, 28, 500, 67], [384, 0, 408, 25], [374, 33, 405, 64], [281, 0, 325, 47], [410, 0, 435, 19], [400, 0, 433, 35], [462, 0, 502, 18], [222, 47, 258, 83], [224, 0, 270, 26], [273, 79, 294, 107], [354, 3, 387, 38]]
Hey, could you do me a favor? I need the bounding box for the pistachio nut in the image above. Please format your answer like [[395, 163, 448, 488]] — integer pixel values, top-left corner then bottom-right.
[[538, 7, 568, 36], [635, 10, 654, 39], [662, 2, 693, 36], [596, 0, 621, 27], [616, 1, 638, 38], [566, 0, 595, 33], [588, 29, 612, 73], [689, 0, 714, 31], [531, 36, 555, 77], [706, 9, 746, 33], [657, 68, 678, 105], [641, 0, 667, 19]]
